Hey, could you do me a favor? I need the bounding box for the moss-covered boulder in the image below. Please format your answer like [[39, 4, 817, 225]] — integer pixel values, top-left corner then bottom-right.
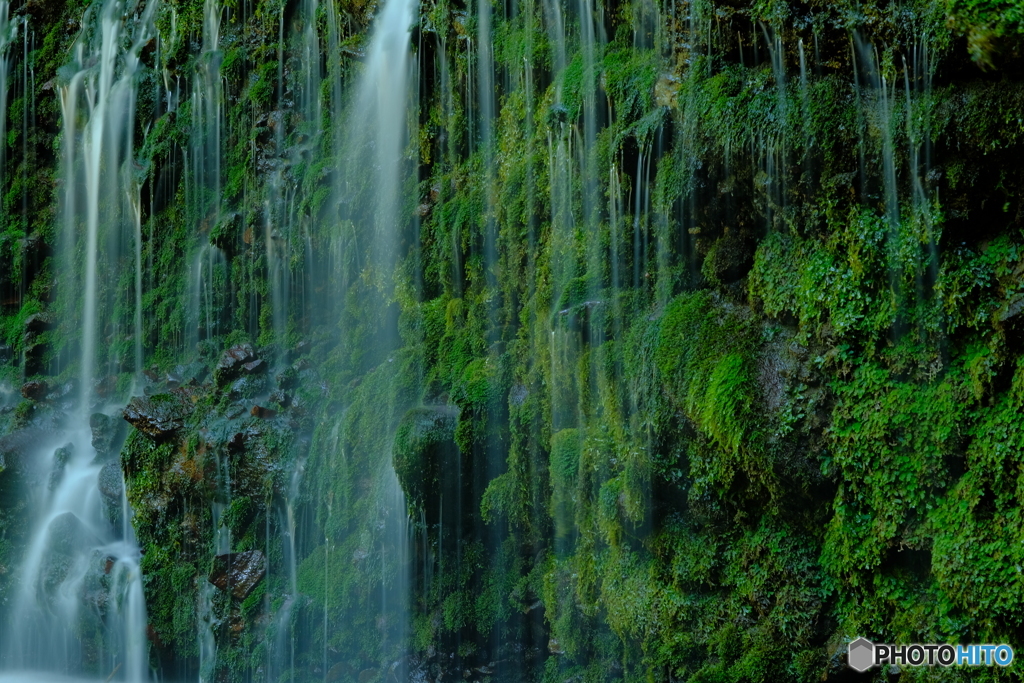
[[392, 406, 458, 507]]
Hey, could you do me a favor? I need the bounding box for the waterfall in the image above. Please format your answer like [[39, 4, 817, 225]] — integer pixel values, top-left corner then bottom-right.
[[335, 0, 418, 673], [0, 0, 157, 680], [0, 2, 16, 230], [187, 0, 225, 353], [2, 428, 149, 682]]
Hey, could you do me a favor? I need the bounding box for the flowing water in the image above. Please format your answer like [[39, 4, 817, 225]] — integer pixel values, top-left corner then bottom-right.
[[3, 426, 148, 682], [0, 0, 157, 679]]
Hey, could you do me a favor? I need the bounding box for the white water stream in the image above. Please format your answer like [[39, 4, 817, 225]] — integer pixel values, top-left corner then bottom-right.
[[1, 0, 158, 680]]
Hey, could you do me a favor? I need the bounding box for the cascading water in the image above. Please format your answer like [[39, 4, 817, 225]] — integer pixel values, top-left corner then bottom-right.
[[2, 429, 149, 683], [187, 0, 226, 353], [333, 0, 417, 673], [0, 0, 157, 680]]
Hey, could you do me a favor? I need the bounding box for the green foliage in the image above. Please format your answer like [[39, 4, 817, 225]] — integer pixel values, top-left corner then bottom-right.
[[946, 0, 1024, 65]]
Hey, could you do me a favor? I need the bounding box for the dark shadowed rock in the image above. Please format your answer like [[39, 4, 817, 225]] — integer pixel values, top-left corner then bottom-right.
[[228, 375, 265, 399], [20, 380, 48, 400], [393, 406, 459, 507], [227, 431, 245, 453], [226, 425, 261, 455], [23, 312, 54, 333], [250, 405, 276, 419], [48, 442, 74, 491], [209, 550, 266, 599], [242, 358, 265, 374], [91, 412, 127, 457], [122, 390, 195, 440], [215, 343, 258, 386]]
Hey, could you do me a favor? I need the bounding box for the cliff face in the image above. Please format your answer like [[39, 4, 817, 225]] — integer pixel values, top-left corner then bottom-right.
[[0, 0, 1023, 681]]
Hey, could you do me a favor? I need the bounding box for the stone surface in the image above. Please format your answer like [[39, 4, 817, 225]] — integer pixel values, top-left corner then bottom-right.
[[215, 343, 258, 385], [242, 358, 265, 374], [47, 442, 73, 491], [20, 380, 48, 400], [91, 412, 127, 458], [98, 461, 123, 503], [250, 405, 276, 419], [209, 550, 266, 600], [122, 390, 195, 440]]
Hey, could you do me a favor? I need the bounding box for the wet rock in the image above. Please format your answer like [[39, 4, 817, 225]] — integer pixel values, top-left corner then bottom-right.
[[39, 550, 75, 597], [229, 375, 266, 399], [510, 383, 528, 406], [0, 344, 11, 363], [209, 550, 265, 599], [215, 343, 258, 386], [326, 662, 355, 682], [275, 367, 298, 389], [122, 390, 195, 441], [20, 380, 48, 400], [46, 379, 77, 401], [47, 511, 100, 557], [98, 461, 123, 503], [91, 412, 127, 458], [0, 427, 54, 470], [999, 292, 1024, 322], [242, 358, 265, 374], [250, 405, 276, 420], [227, 426, 260, 454], [269, 390, 291, 407], [357, 669, 377, 683], [48, 442, 74, 491], [23, 311, 54, 333], [94, 375, 117, 399]]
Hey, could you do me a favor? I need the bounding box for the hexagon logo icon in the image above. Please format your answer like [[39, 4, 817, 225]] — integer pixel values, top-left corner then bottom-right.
[[848, 638, 875, 672]]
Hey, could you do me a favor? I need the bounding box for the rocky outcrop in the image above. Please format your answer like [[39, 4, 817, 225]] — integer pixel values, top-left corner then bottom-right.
[[122, 389, 197, 441], [214, 344, 262, 386], [20, 381, 47, 401], [90, 412, 127, 458], [209, 550, 266, 600]]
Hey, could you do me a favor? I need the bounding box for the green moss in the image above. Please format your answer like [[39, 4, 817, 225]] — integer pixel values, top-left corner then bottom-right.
[[392, 406, 458, 506]]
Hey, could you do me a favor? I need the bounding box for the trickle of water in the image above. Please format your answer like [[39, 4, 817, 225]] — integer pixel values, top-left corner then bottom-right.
[[0, 2, 18, 227]]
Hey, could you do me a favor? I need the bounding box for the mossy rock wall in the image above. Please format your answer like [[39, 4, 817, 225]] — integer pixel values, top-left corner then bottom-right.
[[1, 0, 1024, 681]]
